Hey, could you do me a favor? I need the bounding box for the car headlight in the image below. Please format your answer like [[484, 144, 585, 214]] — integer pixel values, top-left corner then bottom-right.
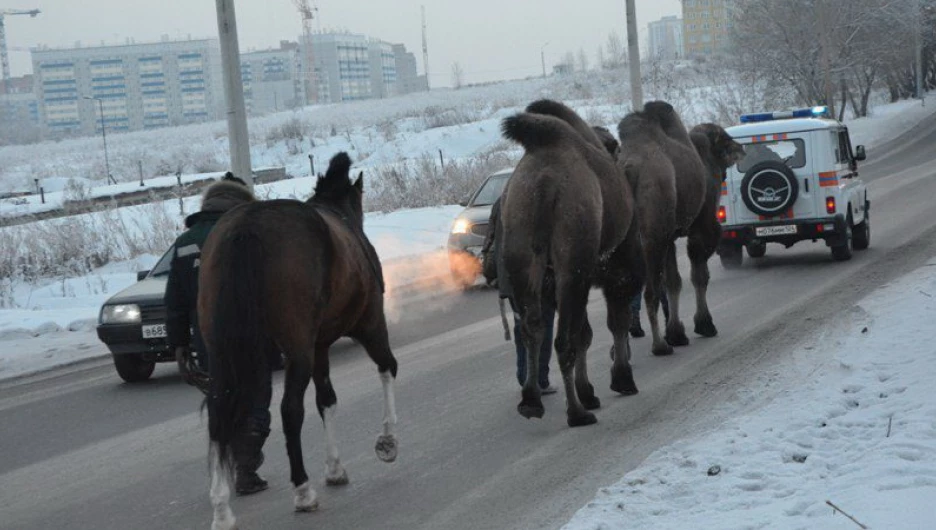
[[451, 218, 471, 235], [100, 304, 142, 324]]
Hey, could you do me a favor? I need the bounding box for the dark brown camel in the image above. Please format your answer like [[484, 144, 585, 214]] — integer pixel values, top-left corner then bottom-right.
[[617, 101, 709, 356], [686, 123, 745, 334], [499, 99, 644, 427], [197, 152, 398, 530]]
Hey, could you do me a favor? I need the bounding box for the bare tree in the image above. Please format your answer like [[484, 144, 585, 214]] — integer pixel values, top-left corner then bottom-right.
[[451, 62, 465, 89], [605, 30, 626, 69], [577, 47, 590, 72]]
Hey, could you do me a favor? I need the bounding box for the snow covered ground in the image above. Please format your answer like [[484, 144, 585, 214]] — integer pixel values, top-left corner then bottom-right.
[[561, 260, 936, 530]]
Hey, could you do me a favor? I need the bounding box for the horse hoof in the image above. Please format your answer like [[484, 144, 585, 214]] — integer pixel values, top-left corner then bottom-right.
[[567, 411, 597, 428], [580, 394, 601, 410], [325, 468, 349, 486], [652, 343, 675, 356], [294, 482, 319, 513], [611, 366, 639, 395], [665, 331, 689, 347], [694, 320, 718, 338], [518, 399, 545, 419], [375, 434, 398, 463]]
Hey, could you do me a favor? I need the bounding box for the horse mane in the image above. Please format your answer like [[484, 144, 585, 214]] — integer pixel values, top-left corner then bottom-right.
[[525, 99, 606, 151], [312, 152, 355, 204]]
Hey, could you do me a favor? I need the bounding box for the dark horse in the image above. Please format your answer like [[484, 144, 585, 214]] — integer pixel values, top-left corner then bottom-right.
[[500, 100, 644, 427], [197, 152, 399, 530], [617, 102, 742, 356]]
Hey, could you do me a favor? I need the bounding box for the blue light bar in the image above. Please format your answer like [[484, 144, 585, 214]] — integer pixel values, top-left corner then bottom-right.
[[739, 106, 830, 124]]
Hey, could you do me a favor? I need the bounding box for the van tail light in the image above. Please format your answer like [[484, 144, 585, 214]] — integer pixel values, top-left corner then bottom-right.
[[717, 206, 727, 223], [826, 197, 836, 214]]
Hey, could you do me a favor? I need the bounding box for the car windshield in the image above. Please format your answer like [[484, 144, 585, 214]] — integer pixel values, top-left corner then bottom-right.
[[148, 245, 175, 277], [470, 174, 510, 207], [738, 139, 807, 172]]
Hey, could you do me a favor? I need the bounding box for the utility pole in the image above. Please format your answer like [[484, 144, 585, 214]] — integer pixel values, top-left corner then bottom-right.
[[916, 0, 925, 105], [625, 0, 644, 110], [422, 5, 430, 90], [215, 0, 253, 187], [541, 42, 550, 78], [84, 96, 114, 185]]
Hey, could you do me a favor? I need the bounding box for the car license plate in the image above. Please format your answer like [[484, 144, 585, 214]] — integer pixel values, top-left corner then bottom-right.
[[755, 225, 798, 236], [142, 323, 167, 339]]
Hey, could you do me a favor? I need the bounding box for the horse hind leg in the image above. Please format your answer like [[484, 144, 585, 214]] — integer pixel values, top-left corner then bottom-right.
[[281, 353, 319, 512], [355, 321, 399, 463], [662, 240, 689, 347], [209, 441, 237, 530], [688, 230, 718, 337], [311, 343, 350, 486]]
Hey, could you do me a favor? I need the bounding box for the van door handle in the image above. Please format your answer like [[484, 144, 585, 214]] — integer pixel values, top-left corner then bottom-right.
[[804, 178, 809, 192]]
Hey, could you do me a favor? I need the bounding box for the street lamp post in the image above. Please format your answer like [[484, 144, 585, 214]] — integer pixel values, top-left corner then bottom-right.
[[84, 96, 113, 185], [541, 41, 550, 78]]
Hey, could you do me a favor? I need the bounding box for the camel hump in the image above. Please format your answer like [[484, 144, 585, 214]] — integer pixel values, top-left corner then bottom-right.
[[501, 113, 570, 151]]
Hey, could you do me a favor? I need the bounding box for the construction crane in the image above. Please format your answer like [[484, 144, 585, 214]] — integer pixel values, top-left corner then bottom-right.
[[293, 0, 318, 105], [0, 8, 40, 94]]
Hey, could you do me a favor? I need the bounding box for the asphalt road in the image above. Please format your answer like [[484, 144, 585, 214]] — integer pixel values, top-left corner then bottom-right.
[[2, 112, 936, 530]]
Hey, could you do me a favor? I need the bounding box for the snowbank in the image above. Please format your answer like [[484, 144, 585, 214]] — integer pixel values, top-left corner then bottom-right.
[[562, 259, 936, 530]]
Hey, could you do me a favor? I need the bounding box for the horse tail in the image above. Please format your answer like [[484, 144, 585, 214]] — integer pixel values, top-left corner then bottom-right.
[[207, 230, 268, 471], [501, 113, 569, 151]]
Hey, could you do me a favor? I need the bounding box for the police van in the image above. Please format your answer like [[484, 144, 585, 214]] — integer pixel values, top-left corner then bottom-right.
[[717, 106, 870, 267]]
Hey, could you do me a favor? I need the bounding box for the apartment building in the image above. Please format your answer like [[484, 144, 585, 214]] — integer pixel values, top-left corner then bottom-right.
[[648, 15, 684, 60], [31, 38, 224, 137], [681, 0, 736, 57], [241, 41, 304, 115]]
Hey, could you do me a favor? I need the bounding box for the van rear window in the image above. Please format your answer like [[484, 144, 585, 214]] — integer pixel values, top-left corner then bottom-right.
[[738, 139, 806, 172]]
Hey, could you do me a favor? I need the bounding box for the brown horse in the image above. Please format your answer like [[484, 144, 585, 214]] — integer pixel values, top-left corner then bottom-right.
[[617, 101, 708, 356], [197, 152, 398, 530], [500, 99, 644, 427], [686, 123, 745, 336]]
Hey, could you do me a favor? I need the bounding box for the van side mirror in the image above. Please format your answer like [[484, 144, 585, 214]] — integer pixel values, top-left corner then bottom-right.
[[137, 270, 150, 281], [458, 200, 469, 207], [854, 145, 866, 162]]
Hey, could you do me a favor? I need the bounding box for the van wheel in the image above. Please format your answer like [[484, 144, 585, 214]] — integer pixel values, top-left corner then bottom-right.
[[831, 215, 854, 261], [113, 354, 156, 383], [719, 244, 744, 269], [853, 211, 870, 251], [746, 240, 767, 258]]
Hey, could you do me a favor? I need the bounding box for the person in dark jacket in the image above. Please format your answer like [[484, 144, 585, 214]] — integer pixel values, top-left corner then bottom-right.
[[481, 195, 557, 394], [164, 173, 271, 496]]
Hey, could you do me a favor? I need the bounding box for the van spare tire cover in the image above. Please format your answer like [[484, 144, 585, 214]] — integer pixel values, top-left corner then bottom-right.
[[740, 161, 799, 217]]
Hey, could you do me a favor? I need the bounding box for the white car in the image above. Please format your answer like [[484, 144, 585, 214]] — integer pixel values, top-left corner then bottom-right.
[[717, 106, 870, 267]]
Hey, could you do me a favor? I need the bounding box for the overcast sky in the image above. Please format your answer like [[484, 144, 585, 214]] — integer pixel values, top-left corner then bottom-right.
[[4, 0, 681, 86]]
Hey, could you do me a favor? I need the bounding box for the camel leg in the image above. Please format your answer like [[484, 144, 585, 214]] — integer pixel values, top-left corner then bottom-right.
[[643, 239, 671, 356], [688, 225, 719, 337], [663, 240, 689, 347], [555, 274, 598, 427], [604, 228, 644, 394], [516, 293, 547, 419], [572, 317, 600, 410]]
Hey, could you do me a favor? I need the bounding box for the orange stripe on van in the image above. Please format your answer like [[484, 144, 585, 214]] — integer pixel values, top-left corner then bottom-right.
[[818, 171, 839, 187], [720, 181, 728, 196]]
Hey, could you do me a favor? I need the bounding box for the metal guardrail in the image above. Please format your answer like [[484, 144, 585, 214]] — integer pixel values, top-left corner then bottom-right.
[[0, 167, 288, 228]]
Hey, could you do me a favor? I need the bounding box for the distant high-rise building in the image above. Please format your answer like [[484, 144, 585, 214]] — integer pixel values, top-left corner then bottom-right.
[[681, 0, 736, 57], [301, 32, 424, 104], [31, 38, 224, 137], [648, 16, 684, 60], [241, 41, 304, 115], [0, 75, 40, 144]]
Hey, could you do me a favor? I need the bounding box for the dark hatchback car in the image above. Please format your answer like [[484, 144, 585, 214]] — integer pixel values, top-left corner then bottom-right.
[[96, 246, 182, 382], [446, 167, 513, 287]]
